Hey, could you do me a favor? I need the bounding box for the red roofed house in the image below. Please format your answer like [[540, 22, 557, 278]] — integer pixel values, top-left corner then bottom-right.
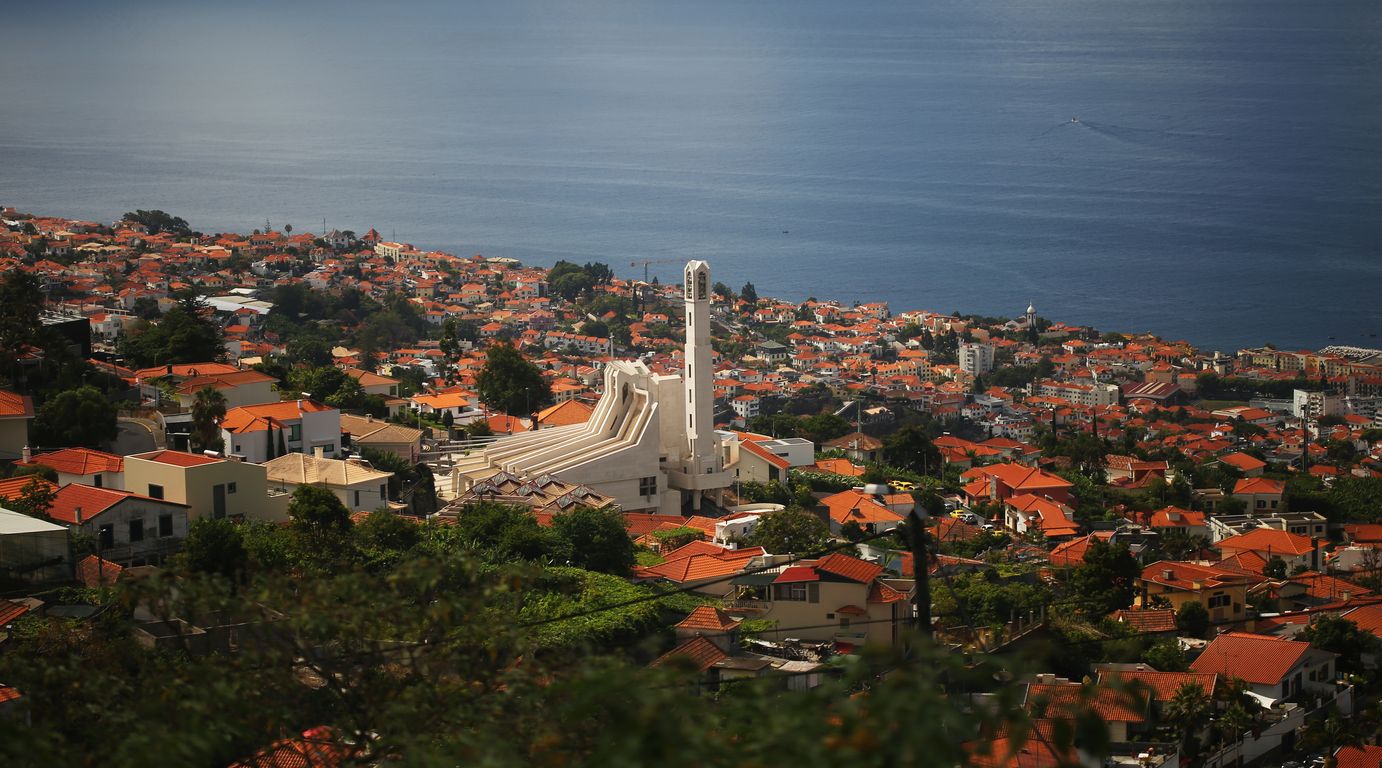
[[1232, 477, 1286, 513], [17, 447, 125, 490], [1190, 632, 1337, 702], [0, 389, 35, 463], [1147, 506, 1208, 539], [730, 438, 791, 485], [734, 553, 914, 650], [1003, 493, 1079, 539], [219, 399, 342, 464], [124, 450, 284, 523], [819, 489, 906, 535], [1219, 452, 1267, 477], [1138, 561, 1252, 625], [1216, 528, 1321, 572], [48, 484, 189, 566], [961, 462, 1074, 507]]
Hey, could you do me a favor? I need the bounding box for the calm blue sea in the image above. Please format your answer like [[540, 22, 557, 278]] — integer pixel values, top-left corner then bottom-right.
[[2, 0, 1380, 351]]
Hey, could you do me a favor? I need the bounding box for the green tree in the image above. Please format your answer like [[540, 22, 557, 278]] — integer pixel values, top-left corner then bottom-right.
[[1263, 555, 1287, 579], [1302, 615, 1380, 675], [1175, 600, 1210, 638], [740, 282, 758, 303], [122, 209, 191, 236], [1161, 682, 1210, 756], [181, 518, 248, 582], [551, 506, 636, 576], [119, 294, 225, 366], [287, 484, 352, 536], [1066, 540, 1140, 616], [883, 424, 941, 475], [190, 386, 227, 453], [285, 337, 334, 368], [31, 386, 119, 449], [0, 271, 44, 385], [1142, 640, 1188, 672], [745, 507, 831, 554], [475, 343, 551, 417]]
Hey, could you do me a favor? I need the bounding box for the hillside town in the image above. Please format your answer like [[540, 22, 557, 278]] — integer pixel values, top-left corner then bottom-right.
[[1, 206, 1381, 767]]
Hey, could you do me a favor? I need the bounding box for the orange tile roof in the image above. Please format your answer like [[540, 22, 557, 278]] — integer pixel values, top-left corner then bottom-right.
[[1336, 746, 1382, 768], [1148, 506, 1205, 528], [0, 475, 57, 500], [1026, 683, 1148, 723], [649, 636, 729, 672], [1217, 527, 1316, 557], [675, 605, 741, 632], [1097, 668, 1218, 702], [0, 686, 21, 705], [134, 449, 222, 467], [0, 390, 34, 419], [221, 400, 335, 434], [1288, 571, 1373, 601], [820, 490, 904, 527], [1219, 452, 1267, 472], [18, 447, 124, 475], [1109, 609, 1178, 634], [1190, 632, 1316, 685], [814, 552, 884, 584], [0, 599, 30, 626], [812, 458, 866, 477], [228, 726, 354, 768], [76, 555, 123, 588], [644, 553, 746, 583], [1232, 476, 1286, 496], [1141, 560, 1254, 591]]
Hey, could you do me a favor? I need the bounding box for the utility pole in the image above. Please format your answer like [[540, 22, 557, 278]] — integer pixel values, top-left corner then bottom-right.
[[908, 506, 931, 641]]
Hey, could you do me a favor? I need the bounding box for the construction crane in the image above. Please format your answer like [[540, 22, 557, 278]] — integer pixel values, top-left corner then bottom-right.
[[629, 258, 685, 284]]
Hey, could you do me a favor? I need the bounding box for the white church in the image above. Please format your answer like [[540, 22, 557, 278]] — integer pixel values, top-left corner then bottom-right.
[[445, 260, 735, 515]]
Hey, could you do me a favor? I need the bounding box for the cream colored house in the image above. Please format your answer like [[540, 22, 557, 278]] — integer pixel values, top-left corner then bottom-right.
[[124, 450, 287, 523], [0, 390, 34, 463], [342, 368, 401, 398], [263, 452, 393, 513], [730, 553, 914, 650], [339, 414, 422, 464]]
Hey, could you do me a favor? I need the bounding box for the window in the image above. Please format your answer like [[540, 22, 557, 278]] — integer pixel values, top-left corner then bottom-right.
[[159, 514, 173, 538], [99, 525, 114, 550], [380, 484, 387, 501], [289, 424, 302, 442], [839, 617, 851, 629], [128, 519, 144, 543], [148, 484, 164, 500], [227, 482, 237, 495], [1256, 500, 1267, 509], [1207, 594, 1231, 609], [639, 476, 657, 497], [771, 583, 818, 602], [354, 490, 361, 507], [93, 475, 103, 488]]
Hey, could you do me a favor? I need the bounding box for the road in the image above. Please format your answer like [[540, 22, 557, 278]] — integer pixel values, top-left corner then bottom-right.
[[112, 417, 161, 455]]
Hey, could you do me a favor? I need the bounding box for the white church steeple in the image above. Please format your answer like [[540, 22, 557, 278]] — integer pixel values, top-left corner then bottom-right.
[[683, 260, 715, 477]]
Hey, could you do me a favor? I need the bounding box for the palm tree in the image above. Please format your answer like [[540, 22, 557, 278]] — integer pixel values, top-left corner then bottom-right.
[[1162, 682, 1211, 758], [190, 386, 227, 453]]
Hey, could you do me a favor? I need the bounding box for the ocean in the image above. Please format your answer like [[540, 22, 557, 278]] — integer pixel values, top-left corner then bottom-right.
[[1, 0, 1379, 351]]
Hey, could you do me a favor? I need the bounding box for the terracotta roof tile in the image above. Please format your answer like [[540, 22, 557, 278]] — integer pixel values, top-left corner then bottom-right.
[[649, 636, 729, 672], [1190, 632, 1317, 685], [19, 447, 124, 475]]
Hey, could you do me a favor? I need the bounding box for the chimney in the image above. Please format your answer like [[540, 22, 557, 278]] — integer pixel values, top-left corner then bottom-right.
[[166, 363, 173, 375], [20, 445, 31, 463], [1162, 569, 1174, 580], [74, 506, 83, 525]]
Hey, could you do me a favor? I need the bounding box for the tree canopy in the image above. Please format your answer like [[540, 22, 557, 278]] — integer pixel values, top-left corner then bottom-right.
[[744, 507, 831, 555], [551, 506, 636, 575], [31, 385, 119, 450], [475, 343, 551, 417], [120, 294, 225, 367]]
